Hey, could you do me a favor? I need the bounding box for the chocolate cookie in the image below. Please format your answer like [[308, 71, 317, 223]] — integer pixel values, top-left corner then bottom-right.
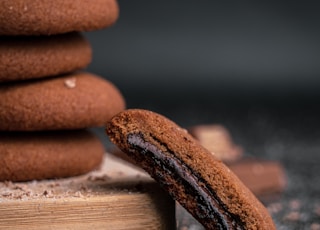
[[0, 130, 104, 182], [0, 72, 125, 131], [0, 33, 91, 83], [0, 0, 119, 35], [106, 109, 276, 229]]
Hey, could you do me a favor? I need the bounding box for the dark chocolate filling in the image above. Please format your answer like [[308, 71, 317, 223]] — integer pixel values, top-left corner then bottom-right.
[[127, 132, 244, 230]]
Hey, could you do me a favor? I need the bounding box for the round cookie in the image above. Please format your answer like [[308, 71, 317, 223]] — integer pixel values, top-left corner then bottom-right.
[[0, 0, 119, 35], [0, 130, 104, 182], [0, 72, 125, 131], [0, 32, 92, 83]]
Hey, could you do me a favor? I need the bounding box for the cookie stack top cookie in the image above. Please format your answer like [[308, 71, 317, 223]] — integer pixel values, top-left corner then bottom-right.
[[0, 0, 125, 181], [0, 0, 125, 131], [0, 0, 119, 36]]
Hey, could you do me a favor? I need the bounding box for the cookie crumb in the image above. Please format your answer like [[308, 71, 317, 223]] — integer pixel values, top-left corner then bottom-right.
[[283, 211, 301, 221], [64, 78, 77, 88], [267, 202, 283, 214], [87, 174, 111, 181], [42, 190, 54, 198], [4, 181, 13, 187], [289, 199, 301, 210], [73, 191, 83, 198], [310, 223, 320, 230], [48, 182, 60, 188], [80, 184, 88, 192], [1, 192, 13, 198]]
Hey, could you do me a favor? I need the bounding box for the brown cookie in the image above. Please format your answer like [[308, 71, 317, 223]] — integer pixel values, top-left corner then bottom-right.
[[0, 33, 91, 83], [106, 109, 276, 229], [0, 72, 125, 131], [0, 0, 119, 35], [0, 130, 104, 182]]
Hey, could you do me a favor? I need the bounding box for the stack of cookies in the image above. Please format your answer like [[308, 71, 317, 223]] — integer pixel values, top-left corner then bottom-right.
[[0, 0, 125, 182]]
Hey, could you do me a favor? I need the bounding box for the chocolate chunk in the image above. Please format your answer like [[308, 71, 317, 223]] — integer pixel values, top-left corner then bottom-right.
[[188, 124, 243, 163]]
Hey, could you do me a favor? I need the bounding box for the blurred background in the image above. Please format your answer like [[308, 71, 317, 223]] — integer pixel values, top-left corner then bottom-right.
[[84, 0, 320, 114], [85, 1, 320, 228]]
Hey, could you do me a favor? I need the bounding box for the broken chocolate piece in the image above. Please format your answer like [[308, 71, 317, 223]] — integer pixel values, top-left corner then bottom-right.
[[228, 158, 287, 197], [188, 124, 243, 163]]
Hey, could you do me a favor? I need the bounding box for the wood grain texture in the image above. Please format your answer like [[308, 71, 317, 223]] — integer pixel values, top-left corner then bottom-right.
[[0, 153, 176, 230]]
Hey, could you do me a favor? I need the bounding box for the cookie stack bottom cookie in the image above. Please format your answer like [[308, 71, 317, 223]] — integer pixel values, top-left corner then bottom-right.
[[0, 130, 105, 181], [0, 0, 124, 182]]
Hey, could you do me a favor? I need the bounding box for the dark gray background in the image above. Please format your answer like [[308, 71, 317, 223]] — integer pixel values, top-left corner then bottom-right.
[[84, 0, 320, 110], [86, 1, 320, 229]]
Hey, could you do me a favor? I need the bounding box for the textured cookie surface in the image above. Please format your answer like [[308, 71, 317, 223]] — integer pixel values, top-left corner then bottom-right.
[[0, 33, 91, 83], [106, 109, 276, 229], [0, 0, 119, 35], [0, 72, 125, 131], [0, 130, 104, 182]]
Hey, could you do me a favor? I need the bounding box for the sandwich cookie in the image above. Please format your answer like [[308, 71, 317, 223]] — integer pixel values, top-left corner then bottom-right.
[[0, 0, 119, 35], [0, 72, 125, 131], [0, 33, 91, 83], [106, 109, 276, 230], [0, 130, 104, 182]]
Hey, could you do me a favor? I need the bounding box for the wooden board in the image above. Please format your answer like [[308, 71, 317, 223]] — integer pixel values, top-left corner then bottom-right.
[[0, 153, 176, 230]]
